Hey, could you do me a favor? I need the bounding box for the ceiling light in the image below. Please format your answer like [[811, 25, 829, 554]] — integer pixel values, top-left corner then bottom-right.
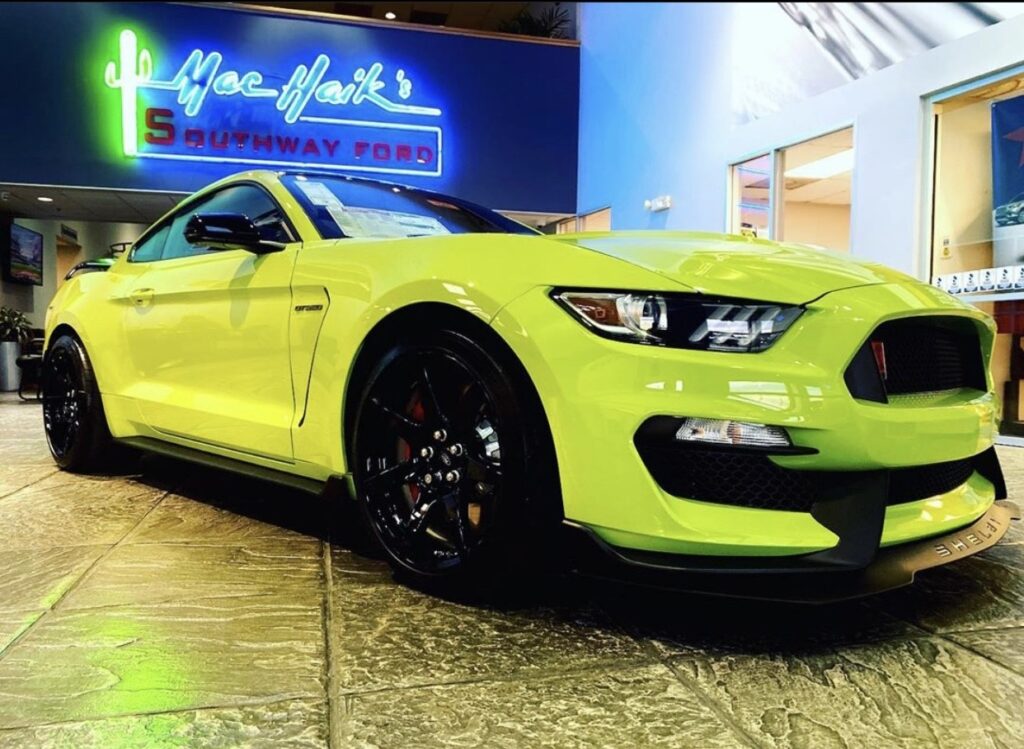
[[784, 149, 854, 180], [385, 11, 397, 20], [36, 196, 54, 203]]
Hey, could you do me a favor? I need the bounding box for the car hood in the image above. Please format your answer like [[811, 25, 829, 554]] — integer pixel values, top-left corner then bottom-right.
[[546, 231, 906, 304]]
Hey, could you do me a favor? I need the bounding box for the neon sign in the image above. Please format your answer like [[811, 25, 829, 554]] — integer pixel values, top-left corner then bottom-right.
[[103, 29, 443, 177]]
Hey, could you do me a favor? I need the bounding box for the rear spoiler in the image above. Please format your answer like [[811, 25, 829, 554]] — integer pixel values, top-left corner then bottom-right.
[[65, 259, 115, 281]]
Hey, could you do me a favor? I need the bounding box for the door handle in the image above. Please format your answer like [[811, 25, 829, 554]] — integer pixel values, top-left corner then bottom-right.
[[130, 288, 154, 307]]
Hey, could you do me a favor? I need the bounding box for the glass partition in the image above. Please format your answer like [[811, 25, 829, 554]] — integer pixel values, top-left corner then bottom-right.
[[778, 128, 853, 252], [930, 74, 1024, 437]]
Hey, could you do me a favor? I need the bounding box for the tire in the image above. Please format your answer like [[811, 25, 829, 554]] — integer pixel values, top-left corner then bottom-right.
[[42, 334, 114, 472], [350, 326, 558, 589]]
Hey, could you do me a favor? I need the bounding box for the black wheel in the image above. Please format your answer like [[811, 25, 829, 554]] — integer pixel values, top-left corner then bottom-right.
[[351, 327, 557, 586], [42, 334, 113, 472]]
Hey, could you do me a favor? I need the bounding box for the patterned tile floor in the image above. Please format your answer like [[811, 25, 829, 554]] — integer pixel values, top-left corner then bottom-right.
[[0, 392, 1022, 748]]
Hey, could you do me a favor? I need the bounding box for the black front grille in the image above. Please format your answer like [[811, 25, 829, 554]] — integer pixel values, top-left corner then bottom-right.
[[636, 446, 977, 512], [845, 316, 986, 402]]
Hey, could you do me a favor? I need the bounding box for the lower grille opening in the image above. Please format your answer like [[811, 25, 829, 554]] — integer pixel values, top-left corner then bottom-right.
[[637, 447, 977, 512], [844, 316, 986, 403]]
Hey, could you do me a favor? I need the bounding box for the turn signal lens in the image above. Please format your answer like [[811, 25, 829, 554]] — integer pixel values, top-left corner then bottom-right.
[[554, 292, 668, 340], [675, 418, 791, 448]]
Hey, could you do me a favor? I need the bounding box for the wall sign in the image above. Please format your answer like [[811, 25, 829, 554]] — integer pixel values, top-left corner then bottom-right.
[[0, 2, 578, 212], [992, 95, 1024, 266], [104, 28, 443, 176]]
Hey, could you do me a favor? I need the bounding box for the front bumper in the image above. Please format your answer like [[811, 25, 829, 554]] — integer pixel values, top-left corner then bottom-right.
[[563, 500, 1020, 603], [493, 282, 1002, 559]]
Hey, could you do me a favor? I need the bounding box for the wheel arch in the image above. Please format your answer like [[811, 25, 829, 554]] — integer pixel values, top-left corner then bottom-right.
[[342, 301, 562, 512], [48, 322, 83, 350]]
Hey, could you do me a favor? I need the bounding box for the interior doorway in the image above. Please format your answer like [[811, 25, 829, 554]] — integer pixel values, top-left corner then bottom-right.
[[55, 236, 82, 288]]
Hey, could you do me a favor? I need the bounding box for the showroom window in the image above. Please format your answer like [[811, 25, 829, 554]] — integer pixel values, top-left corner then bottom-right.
[[778, 129, 853, 252], [929, 71, 1024, 440], [552, 207, 611, 234], [729, 154, 772, 239], [729, 128, 853, 252]]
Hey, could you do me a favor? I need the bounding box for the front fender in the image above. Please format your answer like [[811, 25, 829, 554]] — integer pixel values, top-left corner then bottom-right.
[[290, 234, 672, 475], [292, 277, 525, 476]]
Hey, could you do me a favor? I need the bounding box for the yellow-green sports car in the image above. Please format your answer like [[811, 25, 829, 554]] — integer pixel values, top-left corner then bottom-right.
[[43, 170, 1018, 601]]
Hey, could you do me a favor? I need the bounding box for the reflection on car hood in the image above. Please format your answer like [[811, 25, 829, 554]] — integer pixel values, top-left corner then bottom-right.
[[546, 231, 909, 305]]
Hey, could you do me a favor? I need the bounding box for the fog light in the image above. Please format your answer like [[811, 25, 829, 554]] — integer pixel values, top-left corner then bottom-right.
[[675, 418, 790, 448]]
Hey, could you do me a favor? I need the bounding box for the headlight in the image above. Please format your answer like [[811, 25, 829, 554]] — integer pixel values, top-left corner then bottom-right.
[[552, 290, 803, 352]]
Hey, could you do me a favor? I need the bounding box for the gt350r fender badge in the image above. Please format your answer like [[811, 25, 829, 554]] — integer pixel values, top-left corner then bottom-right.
[[294, 304, 324, 312]]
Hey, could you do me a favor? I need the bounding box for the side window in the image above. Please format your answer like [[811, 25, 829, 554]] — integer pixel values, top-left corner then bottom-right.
[[161, 185, 293, 261], [129, 224, 171, 263]]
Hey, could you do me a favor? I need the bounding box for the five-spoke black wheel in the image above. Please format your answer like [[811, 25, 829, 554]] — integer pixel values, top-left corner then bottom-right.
[[351, 326, 556, 583], [43, 334, 112, 471]]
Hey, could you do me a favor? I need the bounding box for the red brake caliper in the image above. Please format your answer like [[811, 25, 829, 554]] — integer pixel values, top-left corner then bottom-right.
[[404, 394, 427, 502]]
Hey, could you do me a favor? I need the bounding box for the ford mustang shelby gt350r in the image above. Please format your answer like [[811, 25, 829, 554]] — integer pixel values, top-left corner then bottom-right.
[[43, 170, 1018, 601]]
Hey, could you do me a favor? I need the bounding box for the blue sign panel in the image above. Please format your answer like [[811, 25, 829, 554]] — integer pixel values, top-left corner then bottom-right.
[[992, 95, 1024, 209], [106, 28, 443, 177], [0, 3, 579, 212]]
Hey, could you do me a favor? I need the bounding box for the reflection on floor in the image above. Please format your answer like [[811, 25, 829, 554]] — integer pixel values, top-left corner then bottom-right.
[[0, 391, 1022, 748]]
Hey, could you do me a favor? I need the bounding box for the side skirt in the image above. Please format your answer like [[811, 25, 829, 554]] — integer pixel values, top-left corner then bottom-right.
[[117, 435, 337, 497]]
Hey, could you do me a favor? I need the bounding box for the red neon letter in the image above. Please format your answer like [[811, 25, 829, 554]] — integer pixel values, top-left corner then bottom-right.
[[144, 108, 175, 146]]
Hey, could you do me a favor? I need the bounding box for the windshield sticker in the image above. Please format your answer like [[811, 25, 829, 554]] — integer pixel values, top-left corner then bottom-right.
[[326, 206, 450, 238], [326, 205, 365, 237], [295, 180, 341, 207]]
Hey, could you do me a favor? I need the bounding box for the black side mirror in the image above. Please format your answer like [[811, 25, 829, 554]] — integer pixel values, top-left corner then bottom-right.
[[184, 213, 281, 254]]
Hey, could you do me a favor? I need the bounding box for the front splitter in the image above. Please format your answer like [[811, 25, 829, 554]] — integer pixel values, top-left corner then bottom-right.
[[564, 500, 1020, 604]]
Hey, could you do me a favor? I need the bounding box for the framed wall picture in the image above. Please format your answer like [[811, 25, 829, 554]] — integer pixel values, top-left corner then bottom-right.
[[4, 224, 44, 286]]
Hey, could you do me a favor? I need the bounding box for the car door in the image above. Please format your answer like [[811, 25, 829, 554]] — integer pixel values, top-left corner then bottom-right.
[[122, 183, 298, 461]]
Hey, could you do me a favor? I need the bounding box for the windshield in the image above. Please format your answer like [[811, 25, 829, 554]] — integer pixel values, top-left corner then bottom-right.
[[281, 174, 538, 240]]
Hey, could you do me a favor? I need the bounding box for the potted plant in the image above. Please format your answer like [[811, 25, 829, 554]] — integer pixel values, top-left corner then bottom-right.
[[0, 306, 32, 392]]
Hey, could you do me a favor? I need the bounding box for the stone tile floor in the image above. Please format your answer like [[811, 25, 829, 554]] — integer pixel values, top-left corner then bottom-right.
[[0, 391, 1022, 748]]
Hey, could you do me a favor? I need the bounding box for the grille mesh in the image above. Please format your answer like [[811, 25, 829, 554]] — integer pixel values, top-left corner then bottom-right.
[[875, 318, 985, 395], [846, 316, 986, 401], [637, 447, 976, 512]]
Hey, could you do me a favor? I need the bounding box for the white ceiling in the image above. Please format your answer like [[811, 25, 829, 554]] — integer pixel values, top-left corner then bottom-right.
[[0, 185, 183, 225], [247, 2, 534, 32], [785, 176, 851, 205]]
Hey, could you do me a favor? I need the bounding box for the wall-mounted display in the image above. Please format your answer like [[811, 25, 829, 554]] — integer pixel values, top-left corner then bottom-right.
[[3, 224, 44, 287], [991, 95, 1024, 266]]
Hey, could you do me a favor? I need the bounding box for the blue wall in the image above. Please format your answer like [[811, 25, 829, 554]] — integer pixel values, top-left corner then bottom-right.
[[0, 2, 578, 213], [577, 3, 732, 230]]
